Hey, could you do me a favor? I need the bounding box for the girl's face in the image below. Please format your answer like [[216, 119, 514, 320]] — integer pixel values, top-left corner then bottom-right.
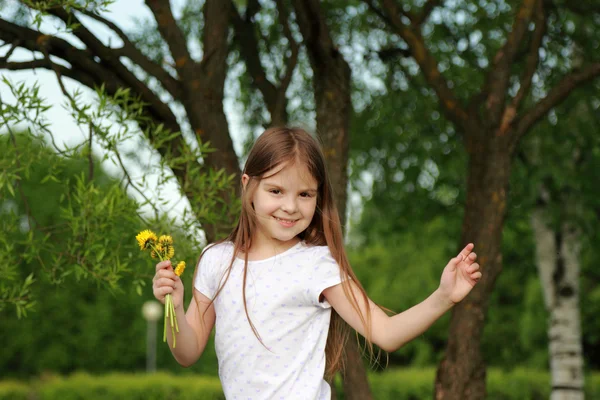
[[243, 161, 318, 248]]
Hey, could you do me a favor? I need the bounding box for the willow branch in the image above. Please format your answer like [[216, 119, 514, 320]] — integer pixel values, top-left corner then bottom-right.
[[1, 115, 39, 230], [43, 48, 161, 220]]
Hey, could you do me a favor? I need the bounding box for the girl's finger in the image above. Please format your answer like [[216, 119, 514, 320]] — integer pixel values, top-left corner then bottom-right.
[[457, 243, 474, 261], [154, 277, 176, 289], [156, 269, 176, 279], [155, 260, 172, 272], [154, 286, 173, 298], [467, 263, 480, 273], [471, 271, 482, 281]]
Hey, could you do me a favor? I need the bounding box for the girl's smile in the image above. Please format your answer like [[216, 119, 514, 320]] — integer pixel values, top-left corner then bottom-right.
[[274, 216, 299, 227]]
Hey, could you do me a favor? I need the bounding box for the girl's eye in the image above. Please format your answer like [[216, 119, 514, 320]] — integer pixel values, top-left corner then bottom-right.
[[300, 192, 312, 198], [269, 189, 281, 195]]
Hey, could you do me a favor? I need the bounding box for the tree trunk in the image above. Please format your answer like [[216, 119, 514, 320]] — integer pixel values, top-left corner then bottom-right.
[[531, 208, 585, 400], [434, 134, 511, 400], [291, 1, 372, 398]]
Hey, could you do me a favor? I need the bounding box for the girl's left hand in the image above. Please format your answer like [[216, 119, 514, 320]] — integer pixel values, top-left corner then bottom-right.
[[438, 243, 482, 304]]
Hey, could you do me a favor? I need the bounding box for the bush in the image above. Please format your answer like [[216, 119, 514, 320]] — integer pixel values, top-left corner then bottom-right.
[[1, 368, 598, 400], [0, 372, 223, 400], [0, 380, 30, 400], [337, 367, 600, 399]]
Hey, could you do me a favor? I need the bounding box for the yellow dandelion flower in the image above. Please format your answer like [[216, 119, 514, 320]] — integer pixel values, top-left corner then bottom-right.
[[150, 243, 164, 259], [165, 245, 175, 260], [174, 261, 186, 276], [158, 235, 173, 246], [157, 235, 174, 259], [136, 229, 157, 251]]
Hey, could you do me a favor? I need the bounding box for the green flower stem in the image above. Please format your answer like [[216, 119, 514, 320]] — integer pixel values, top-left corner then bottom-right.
[[163, 298, 168, 342], [148, 244, 179, 348], [170, 295, 176, 348]]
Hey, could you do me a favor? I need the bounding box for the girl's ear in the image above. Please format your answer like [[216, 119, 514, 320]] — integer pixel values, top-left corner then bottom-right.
[[241, 174, 250, 189]]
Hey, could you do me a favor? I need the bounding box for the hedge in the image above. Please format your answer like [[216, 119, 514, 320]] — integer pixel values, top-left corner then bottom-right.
[[1, 368, 598, 399]]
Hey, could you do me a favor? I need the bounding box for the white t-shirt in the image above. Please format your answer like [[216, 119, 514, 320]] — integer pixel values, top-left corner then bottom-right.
[[194, 240, 343, 400]]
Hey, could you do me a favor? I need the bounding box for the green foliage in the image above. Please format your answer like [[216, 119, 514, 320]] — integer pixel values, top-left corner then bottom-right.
[[2, 368, 599, 400], [0, 75, 237, 316], [0, 129, 221, 378], [0, 372, 224, 400], [348, 217, 456, 366]]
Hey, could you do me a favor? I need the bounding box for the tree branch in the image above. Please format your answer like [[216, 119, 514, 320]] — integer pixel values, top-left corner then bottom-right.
[[0, 18, 192, 188], [414, 0, 444, 26], [229, 1, 278, 108], [483, 0, 537, 127], [76, 8, 182, 99], [144, 0, 195, 79], [511, 63, 600, 152], [376, 47, 412, 62], [1, 114, 40, 230], [275, 0, 299, 97], [42, 47, 161, 219], [49, 8, 182, 110], [497, 0, 546, 136], [0, 40, 20, 62], [376, 0, 469, 129], [0, 57, 98, 87], [230, 0, 297, 126], [362, 0, 395, 27]]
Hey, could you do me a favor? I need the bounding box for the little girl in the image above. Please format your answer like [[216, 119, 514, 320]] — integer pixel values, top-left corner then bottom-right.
[[152, 127, 481, 399]]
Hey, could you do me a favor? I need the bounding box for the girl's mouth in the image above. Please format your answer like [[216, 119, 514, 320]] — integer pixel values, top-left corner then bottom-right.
[[274, 216, 298, 227]]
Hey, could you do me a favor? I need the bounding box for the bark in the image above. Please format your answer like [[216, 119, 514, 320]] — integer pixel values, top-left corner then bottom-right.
[[531, 208, 585, 400], [144, 0, 241, 240], [434, 134, 511, 400], [292, 1, 372, 398]]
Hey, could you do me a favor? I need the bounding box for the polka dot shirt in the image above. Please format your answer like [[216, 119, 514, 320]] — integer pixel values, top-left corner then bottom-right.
[[194, 241, 343, 400]]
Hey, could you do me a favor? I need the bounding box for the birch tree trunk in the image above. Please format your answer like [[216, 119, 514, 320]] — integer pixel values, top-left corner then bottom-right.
[[531, 208, 585, 400]]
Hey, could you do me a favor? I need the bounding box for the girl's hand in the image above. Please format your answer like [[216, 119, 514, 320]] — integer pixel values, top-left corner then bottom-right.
[[438, 243, 482, 305], [152, 260, 184, 308]]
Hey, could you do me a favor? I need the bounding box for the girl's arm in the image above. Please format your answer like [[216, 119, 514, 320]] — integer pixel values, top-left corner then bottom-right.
[[166, 290, 216, 367], [154, 260, 215, 367], [323, 244, 481, 352]]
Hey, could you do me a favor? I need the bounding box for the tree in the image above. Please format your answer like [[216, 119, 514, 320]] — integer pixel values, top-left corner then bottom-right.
[[0, 1, 371, 396], [359, 1, 600, 397], [4, 1, 598, 398], [524, 86, 600, 399]]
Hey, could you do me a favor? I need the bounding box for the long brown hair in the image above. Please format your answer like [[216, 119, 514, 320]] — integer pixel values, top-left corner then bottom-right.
[[194, 126, 375, 379]]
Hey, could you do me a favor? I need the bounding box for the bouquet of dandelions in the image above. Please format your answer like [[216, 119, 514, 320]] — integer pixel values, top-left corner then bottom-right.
[[136, 229, 186, 348]]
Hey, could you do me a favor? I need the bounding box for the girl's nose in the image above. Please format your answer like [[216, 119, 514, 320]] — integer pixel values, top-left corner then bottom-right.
[[281, 196, 298, 213]]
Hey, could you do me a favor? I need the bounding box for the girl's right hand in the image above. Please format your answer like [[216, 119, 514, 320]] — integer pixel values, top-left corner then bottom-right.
[[152, 260, 184, 308]]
